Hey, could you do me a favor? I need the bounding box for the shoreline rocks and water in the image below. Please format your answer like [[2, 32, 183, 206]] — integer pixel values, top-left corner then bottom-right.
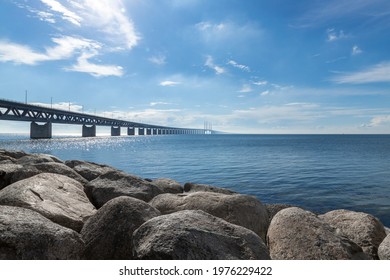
[[0, 148, 389, 260]]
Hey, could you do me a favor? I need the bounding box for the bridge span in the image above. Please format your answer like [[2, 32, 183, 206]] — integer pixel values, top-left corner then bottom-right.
[[0, 99, 210, 139]]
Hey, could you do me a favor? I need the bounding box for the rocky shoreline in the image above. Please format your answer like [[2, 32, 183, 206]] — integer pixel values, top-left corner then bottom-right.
[[1, 149, 389, 260]]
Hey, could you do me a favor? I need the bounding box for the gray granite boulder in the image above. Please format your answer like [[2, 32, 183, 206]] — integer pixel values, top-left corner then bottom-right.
[[81, 196, 160, 259], [132, 210, 270, 260], [16, 153, 63, 165], [183, 182, 237, 194], [85, 170, 162, 208], [150, 192, 269, 241], [0, 163, 23, 190], [378, 234, 390, 260], [65, 160, 118, 181], [152, 178, 183, 194], [0, 173, 96, 232], [0, 205, 84, 259], [265, 203, 296, 223], [267, 207, 367, 260], [0, 149, 27, 160], [319, 209, 387, 259]]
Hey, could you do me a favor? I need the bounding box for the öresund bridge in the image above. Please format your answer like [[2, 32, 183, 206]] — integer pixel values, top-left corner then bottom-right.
[[0, 99, 213, 139]]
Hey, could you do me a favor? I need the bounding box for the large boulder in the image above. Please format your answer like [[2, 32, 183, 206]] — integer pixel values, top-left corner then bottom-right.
[[152, 178, 183, 194], [0, 149, 27, 160], [32, 162, 88, 185], [378, 234, 390, 260], [81, 196, 160, 259], [265, 203, 296, 223], [132, 210, 270, 260], [0, 163, 23, 190], [183, 182, 236, 194], [0, 173, 96, 232], [267, 207, 367, 260], [65, 160, 118, 181], [319, 209, 387, 259], [0, 205, 84, 259], [16, 153, 63, 165], [150, 192, 269, 241], [85, 170, 162, 208]]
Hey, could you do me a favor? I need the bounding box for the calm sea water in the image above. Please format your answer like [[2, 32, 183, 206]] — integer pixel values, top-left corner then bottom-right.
[[1, 133, 389, 226]]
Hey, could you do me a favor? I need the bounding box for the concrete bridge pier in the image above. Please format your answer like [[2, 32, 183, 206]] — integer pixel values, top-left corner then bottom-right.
[[146, 128, 152, 135], [111, 126, 121, 136], [152, 128, 157, 135], [82, 125, 96, 137], [138, 128, 145, 135], [127, 127, 135, 135], [30, 122, 52, 139]]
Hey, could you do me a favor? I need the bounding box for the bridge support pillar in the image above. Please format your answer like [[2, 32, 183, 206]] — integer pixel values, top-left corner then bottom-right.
[[127, 127, 135, 135], [30, 122, 52, 139], [111, 126, 121, 136], [138, 128, 145, 135], [146, 128, 152, 135], [82, 125, 96, 137], [152, 128, 157, 135]]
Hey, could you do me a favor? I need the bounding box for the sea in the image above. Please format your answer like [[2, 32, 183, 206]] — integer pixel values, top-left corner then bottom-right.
[[1, 133, 389, 226]]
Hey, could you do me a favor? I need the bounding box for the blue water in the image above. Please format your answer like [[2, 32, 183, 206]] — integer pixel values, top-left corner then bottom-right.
[[1, 133, 389, 226]]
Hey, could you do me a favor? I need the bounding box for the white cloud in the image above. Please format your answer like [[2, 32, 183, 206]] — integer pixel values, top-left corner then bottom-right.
[[78, 0, 140, 49], [364, 115, 390, 127], [238, 84, 253, 93], [160, 80, 181, 86], [65, 51, 124, 77], [253, 80, 268, 86], [0, 41, 48, 65], [260, 90, 270, 96], [0, 36, 99, 65], [331, 61, 390, 84], [326, 28, 347, 42], [40, 0, 82, 26], [149, 54, 166, 65], [227, 60, 250, 72], [205, 55, 225, 75], [352, 45, 363, 55], [150, 102, 172, 106]]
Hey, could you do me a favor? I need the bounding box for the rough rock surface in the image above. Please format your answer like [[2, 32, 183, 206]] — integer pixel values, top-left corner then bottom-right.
[[319, 209, 387, 259], [378, 234, 390, 260], [81, 196, 160, 259], [11, 162, 88, 185], [150, 192, 269, 241], [0, 173, 96, 232], [132, 210, 270, 260], [0, 205, 84, 259], [65, 160, 118, 181], [16, 153, 63, 165], [85, 170, 162, 208], [265, 203, 296, 223], [0, 149, 27, 160], [0, 163, 23, 190], [183, 182, 237, 194], [152, 178, 183, 194], [267, 207, 367, 260]]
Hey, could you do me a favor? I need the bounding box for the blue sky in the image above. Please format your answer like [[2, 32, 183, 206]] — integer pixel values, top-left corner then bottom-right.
[[0, 0, 390, 134]]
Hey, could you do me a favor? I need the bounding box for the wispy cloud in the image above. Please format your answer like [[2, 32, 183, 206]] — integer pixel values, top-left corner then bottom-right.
[[160, 80, 181, 86], [260, 90, 270, 96], [363, 115, 390, 127], [149, 54, 166, 66], [227, 60, 250, 72], [40, 0, 82, 26], [326, 28, 347, 42], [352, 45, 363, 55], [238, 84, 253, 93], [64, 51, 124, 77], [331, 61, 390, 84], [0, 36, 100, 65], [205, 55, 225, 75], [252, 80, 268, 86], [150, 102, 172, 106]]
